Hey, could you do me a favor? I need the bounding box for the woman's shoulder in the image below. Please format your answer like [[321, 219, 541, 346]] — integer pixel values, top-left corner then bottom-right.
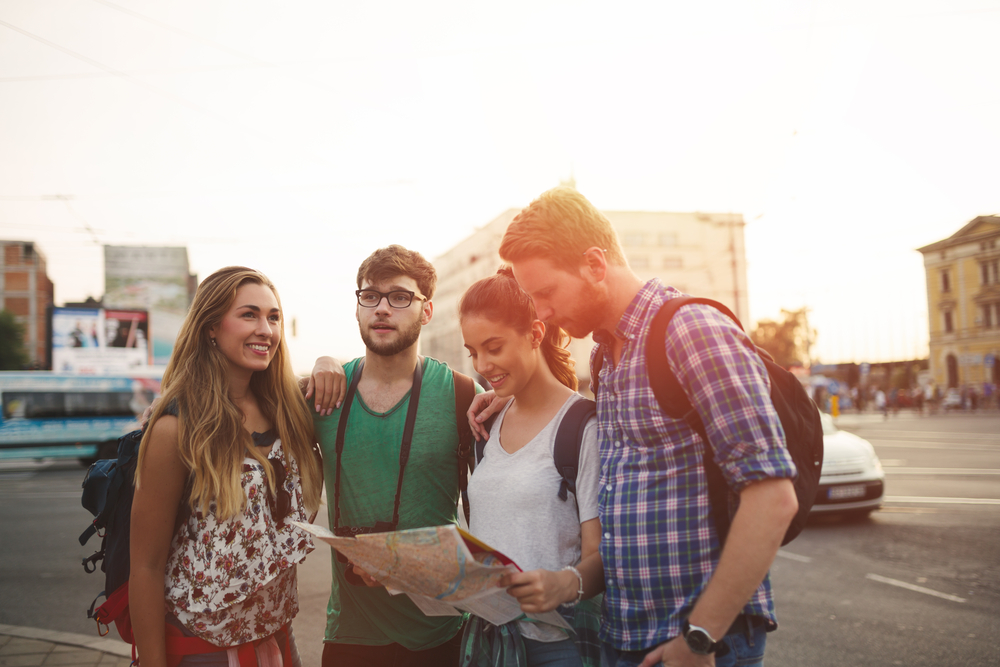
[[147, 412, 179, 441]]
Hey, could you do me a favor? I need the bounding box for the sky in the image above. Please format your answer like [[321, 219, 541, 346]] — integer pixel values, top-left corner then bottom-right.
[[2, 0, 999, 373]]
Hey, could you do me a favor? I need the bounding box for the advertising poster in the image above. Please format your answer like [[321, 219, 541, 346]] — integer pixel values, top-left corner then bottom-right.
[[50, 307, 150, 373], [104, 246, 193, 366]]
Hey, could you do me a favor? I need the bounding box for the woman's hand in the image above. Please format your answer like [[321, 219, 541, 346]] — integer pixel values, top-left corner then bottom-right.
[[302, 356, 347, 415], [499, 568, 578, 614], [466, 390, 511, 441]]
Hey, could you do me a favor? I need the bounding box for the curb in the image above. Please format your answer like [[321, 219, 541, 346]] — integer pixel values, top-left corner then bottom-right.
[[0, 623, 132, 658]]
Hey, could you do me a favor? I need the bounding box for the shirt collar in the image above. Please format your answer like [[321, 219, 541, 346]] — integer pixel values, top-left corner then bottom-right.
[[615, 277, 664, 341]]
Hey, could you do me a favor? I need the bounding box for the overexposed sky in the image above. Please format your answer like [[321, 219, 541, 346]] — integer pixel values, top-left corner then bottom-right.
[[2, 0, 999, 372]]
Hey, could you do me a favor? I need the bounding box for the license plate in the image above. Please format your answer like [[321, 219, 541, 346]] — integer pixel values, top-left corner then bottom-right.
[[828, 484, 866, 500]]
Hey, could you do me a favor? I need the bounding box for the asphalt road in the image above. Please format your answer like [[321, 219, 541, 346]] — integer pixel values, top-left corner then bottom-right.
[[1, 411, 998, 666], [768, 412, 1000, 667]]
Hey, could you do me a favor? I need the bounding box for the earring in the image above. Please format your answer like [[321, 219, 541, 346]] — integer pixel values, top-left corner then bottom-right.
[[210, 338, 217, 347]]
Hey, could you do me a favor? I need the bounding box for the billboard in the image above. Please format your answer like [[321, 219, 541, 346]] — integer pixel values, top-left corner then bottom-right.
[[104, 246, 193, 366], [50, 307, 150, 373]]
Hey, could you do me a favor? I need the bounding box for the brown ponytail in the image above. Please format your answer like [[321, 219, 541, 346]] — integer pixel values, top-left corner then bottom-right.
[[540, 324, 578, 391], [459, 267, 577, 390]]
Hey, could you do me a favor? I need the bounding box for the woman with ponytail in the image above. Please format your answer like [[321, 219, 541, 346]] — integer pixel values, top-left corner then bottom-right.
[[458, 268, 604, 667], [130, 266, 322, 667]]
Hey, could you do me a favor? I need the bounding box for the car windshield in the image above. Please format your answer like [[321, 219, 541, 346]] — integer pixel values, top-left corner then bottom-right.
[[819, 411, 838, 435]]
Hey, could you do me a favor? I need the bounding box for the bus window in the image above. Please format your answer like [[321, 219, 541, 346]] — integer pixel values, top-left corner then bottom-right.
[[2, 392, 136, 420]]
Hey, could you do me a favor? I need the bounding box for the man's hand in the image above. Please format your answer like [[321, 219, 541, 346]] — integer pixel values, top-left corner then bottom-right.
[[350, 563, 381, 587], [466, 390, 511, 440], [302, 356, 347, 415], [499, 568, 576, 614], [639, 637, 713, 667]]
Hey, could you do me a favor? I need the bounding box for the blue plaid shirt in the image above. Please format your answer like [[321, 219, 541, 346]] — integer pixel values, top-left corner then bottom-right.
[[592, 279, 796, 651]]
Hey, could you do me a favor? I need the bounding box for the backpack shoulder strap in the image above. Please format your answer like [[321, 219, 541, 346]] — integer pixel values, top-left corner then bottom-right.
[[453, 371, 476, 466], [646, 296, 741, 422], [590, 347, 605, 396], [553, 398, 597, 502], [453, 371, 477, 525], [645, 295, 743, 545]]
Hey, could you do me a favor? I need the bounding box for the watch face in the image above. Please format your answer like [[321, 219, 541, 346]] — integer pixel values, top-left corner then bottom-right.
[[684, 628, 714, 655]]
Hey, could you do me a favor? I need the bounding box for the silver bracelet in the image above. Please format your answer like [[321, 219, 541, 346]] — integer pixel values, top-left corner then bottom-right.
[[562, 565, 584, 606]]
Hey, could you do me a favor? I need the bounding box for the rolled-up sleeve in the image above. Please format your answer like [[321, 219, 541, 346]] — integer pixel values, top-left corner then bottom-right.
[[664, 304, 797, 491]]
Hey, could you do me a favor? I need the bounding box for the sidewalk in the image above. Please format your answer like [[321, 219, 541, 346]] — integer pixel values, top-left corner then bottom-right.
[[0, 625, 131, 667]]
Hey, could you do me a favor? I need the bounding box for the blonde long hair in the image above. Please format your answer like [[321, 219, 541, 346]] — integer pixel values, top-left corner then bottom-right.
[[136, 266, 322, 519]]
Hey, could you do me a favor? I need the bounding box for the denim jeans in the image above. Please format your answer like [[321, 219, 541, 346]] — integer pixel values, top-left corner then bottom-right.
[[605, 620, 767, 667], [523, 637, 585, 667]]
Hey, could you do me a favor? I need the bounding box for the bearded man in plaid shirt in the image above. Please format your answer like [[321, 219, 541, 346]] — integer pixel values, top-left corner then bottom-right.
[[472, 187, 799, 667]]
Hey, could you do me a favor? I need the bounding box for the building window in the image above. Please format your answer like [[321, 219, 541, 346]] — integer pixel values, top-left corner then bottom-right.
[[992, 260, 999, 284], [662, 256, 683, 269], [941, 269, 951, 293], [985, 304, 994, 328], [622, 233, 645, 247], [944, 311, 953, 333], [631, 256, 649, 269], [946, 354, 958, 388], [658, 232, 678, 247]]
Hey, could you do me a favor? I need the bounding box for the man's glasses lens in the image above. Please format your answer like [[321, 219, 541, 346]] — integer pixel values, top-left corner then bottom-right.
[[356, 290, 419, 308]]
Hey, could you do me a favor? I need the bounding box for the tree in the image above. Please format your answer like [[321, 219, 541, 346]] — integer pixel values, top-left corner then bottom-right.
[[0, 310, 29, 370], [751, 307, 815, 369]]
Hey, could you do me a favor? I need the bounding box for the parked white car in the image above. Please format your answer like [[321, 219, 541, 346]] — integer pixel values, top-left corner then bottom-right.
[[811, 412, 885, 517]]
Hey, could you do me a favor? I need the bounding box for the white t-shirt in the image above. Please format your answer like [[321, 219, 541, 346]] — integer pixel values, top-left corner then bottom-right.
[[468, 393, 601, 642]]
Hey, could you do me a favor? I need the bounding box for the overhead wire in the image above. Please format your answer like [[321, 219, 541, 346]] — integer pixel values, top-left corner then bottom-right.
[[0, 18, 333, 169]]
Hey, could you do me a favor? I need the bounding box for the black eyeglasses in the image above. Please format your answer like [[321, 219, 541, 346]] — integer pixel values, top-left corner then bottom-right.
[[355, 289, 427, 309]]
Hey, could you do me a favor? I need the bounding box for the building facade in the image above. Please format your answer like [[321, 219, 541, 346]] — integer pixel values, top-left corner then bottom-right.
[[917, 216, 1000, 389], [423, 208, 748, 390], [0, 240, 54, 368]]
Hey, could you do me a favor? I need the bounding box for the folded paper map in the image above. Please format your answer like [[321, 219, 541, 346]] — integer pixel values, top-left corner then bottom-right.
[[292, 521, 571, 629]]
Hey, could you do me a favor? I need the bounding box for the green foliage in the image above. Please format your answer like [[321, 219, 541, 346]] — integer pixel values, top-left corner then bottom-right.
[[0, 310, 30, 370], [751, 307, 815, 369]]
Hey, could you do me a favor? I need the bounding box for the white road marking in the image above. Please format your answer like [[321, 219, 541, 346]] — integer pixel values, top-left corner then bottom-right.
[[865, 573, 967, 603], [884, 467, 1000, 475], [856, 430, 999, 441], [885, 496, 1000, 505], [776, 550, 812, 563], [866, 440, 999, 452]]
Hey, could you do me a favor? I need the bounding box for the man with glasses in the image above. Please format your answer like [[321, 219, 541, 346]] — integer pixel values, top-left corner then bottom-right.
[[308, 244, 480, 667]]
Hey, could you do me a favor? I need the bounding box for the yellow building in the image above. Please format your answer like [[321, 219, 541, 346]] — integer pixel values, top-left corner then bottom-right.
[[917, 216, 1000, 389]]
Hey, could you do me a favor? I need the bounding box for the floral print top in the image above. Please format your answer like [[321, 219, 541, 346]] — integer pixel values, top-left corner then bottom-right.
[[164, 433, 315, 647]]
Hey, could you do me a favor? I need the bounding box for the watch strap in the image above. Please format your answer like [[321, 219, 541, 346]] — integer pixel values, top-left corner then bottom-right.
[[681, 620, 728, 656]]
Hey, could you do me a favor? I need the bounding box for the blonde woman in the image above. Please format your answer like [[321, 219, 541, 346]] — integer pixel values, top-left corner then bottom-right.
[[130, 266, 323, 667]]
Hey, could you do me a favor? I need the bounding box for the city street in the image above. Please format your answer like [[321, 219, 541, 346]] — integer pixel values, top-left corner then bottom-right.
[[1, 412, 998, 666]]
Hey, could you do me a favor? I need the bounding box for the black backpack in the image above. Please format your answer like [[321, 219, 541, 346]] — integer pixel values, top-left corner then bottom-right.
[[78, 427, 144, 637], [79, 402, 182, 638], [472, 398, 597, 505], [591, 296, 823, 546]]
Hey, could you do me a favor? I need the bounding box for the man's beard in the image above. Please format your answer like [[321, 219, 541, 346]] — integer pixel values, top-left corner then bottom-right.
[[360, 318, 423, 357], [556, 281, 607, 339]]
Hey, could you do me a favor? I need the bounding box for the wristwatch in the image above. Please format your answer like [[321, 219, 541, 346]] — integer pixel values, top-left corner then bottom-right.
[[681, 620, 724, 655]]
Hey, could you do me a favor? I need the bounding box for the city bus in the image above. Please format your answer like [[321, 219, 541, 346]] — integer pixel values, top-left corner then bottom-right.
[[0, 369, 164, 463]]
